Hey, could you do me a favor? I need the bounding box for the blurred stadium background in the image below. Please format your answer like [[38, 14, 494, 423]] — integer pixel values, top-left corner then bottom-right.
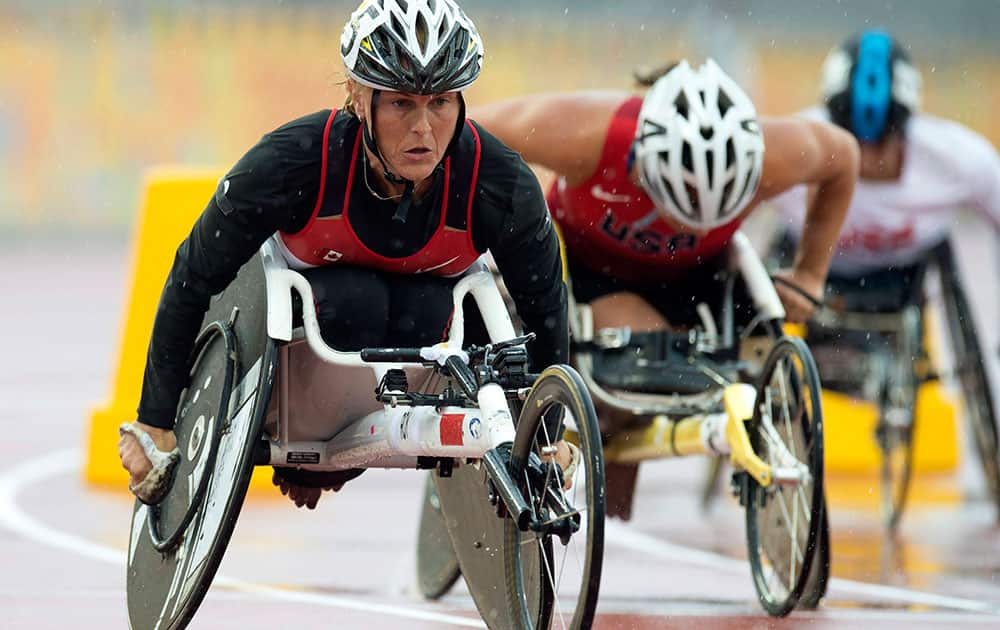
[[2, 0, 998, 236]]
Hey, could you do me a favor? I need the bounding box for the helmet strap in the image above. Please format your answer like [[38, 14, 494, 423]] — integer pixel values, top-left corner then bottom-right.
[[359, 90, 464, 224], [363, 90, 410, 186], [443, 94, 467, 158]]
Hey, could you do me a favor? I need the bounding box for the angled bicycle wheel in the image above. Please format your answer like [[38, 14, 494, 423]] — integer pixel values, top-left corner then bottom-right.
[[506, 365, 605, 629], [939, 246, 1000, 516], [743, 336, 825, 617], [416, 473, 462, 600], [876, 306, 922, 531]]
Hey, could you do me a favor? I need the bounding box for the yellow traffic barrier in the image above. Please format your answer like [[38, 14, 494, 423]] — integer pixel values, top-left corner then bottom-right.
[[86, 168, 274, 492], [822, 381, 959, 474], [784, 321, 960, 476]]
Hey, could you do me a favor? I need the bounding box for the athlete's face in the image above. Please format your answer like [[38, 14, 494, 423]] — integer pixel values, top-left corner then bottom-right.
[[859, 133, 904, 180], [352, 83, 460, 183]]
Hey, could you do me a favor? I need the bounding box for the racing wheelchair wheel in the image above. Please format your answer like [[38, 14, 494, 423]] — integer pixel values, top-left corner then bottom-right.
[[742, 336, 826, 617], [416, 473, 462, 599], [505, 365, 605, 629], [876, 306, 922, 532], [939, 254, 1000, 515]]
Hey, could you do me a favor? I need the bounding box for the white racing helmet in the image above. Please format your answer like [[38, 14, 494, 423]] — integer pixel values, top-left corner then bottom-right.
[[634, 59, 764, 231], [340, 0, 483, 94]]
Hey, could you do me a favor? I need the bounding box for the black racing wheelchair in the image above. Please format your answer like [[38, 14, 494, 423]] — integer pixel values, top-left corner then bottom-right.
[[784, 238, 1000, 531]]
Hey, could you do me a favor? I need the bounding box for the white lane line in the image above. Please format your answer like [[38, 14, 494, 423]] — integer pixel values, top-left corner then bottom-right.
[[605, 521, 1000, 615], [0, 449, 484, 629]]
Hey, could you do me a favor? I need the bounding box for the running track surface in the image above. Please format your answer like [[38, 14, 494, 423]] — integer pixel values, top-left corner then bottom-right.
[[3, 223, 999, 629]]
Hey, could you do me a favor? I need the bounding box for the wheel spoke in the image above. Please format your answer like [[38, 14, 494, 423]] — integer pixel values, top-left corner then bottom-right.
[[536, 536, 569, 630]]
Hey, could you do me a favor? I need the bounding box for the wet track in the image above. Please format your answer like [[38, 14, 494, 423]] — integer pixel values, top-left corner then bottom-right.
[[3, 225, 999, 629]]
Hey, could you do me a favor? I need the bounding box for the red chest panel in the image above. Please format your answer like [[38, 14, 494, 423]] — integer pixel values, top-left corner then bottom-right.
[[279, 110, 482, 276], [547, 97, 741, 282]]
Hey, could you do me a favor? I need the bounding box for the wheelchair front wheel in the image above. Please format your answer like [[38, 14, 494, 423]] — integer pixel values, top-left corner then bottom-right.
[[743, 336, 826, 617], [876, 364, 919, 532], [505, 365, 605, 629]]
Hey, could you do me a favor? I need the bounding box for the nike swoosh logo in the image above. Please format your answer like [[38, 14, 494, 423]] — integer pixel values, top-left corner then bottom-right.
[[416, 255, 460, 274], [591, 184, 632, 203]]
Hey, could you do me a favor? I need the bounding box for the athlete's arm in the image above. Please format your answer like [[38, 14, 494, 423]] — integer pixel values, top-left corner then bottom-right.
[[963, 130, 1000, 233], [471, 134, 568, 370], [137, 116, 323, 429], [469, 92, 621, 185], [758, 117, 859, 318]]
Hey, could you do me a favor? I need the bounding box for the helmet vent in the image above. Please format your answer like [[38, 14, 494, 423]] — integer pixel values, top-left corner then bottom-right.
[[725, 138, 736, 166], [705, 149, 714, 188], [674, 92, 690, 120], [390, 13, 408, 42], [717, 89, 733, 117], [415, 12, 429, 54], [427, 0, 437, 12], [720, 178, 735, 213], [681, 142, 693, 173], [397, 0, 409, 11]]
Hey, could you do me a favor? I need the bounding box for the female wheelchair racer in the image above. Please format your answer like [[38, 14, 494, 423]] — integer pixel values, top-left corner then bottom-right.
[[118, 1, 604, 629], [418, 58, 858, 616]]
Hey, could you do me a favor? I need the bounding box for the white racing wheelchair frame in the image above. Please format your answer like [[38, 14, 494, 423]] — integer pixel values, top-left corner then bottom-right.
[[262, 245, 521, 471], [126, 239, 605, 630]]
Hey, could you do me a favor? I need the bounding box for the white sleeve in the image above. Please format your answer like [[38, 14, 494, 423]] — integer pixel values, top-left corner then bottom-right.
[[963, 131, 1000, 232]]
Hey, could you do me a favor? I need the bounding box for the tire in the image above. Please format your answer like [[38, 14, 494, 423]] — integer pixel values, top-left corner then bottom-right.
[[505, 365, 605, 629], [415, 473, 462, 600], [938, 244, 1000, 515], [876, 306, 922, 531], [796, 502, 830, 609], [744, 336, 825, 617]]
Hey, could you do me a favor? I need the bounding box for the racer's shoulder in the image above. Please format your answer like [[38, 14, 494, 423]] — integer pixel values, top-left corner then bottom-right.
[[260, 109, 360, 156], [907, 113, 998, 163], [221, 110, 339, 216], [464, 121, 546, 217], [466, 120, 533, 186]]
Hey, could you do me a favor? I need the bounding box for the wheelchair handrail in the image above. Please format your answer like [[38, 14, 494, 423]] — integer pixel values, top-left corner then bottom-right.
[[730, 231, 786, 322], [259, 239, 518, 368]]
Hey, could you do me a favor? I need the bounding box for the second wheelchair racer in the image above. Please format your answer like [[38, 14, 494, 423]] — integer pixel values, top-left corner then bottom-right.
[[472, 59, 859, 518]]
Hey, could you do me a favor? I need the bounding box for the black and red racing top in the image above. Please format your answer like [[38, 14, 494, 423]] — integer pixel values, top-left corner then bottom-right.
[[137, 109, 566, 428], [547, 97, 742, 282]]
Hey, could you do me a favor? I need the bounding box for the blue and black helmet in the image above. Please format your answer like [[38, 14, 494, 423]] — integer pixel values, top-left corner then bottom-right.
[[821, 30, 922, 143]]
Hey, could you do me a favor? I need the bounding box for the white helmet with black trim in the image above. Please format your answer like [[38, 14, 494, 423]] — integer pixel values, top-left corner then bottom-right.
[[341, 0, 483, 94], [633, 59, 764, 231]]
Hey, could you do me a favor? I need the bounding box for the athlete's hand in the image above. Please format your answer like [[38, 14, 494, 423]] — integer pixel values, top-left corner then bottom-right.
[[772, 268, 824, 324], [117, 422, 177, 484], [272, 471, 321, 509]]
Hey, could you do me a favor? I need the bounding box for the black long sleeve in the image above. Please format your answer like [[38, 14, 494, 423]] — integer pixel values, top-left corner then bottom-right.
[[136, 113, 568, 429], [470, 124, 569, 370], [137, 112, 326, 428]]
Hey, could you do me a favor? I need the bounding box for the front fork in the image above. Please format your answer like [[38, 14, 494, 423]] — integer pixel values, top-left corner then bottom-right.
[[476, 383, 580, 539]]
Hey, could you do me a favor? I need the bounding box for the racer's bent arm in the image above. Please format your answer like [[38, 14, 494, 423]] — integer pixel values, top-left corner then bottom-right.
[[138, 114, 323, 429], [470, 92, 620, 185], [760, 118, 859, 320], [470, 123, 569, 369]]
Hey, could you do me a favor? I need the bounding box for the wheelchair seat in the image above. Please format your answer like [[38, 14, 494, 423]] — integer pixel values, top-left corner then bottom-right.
[[584, 330, 740, 396], [824, 260, 928, 314]]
